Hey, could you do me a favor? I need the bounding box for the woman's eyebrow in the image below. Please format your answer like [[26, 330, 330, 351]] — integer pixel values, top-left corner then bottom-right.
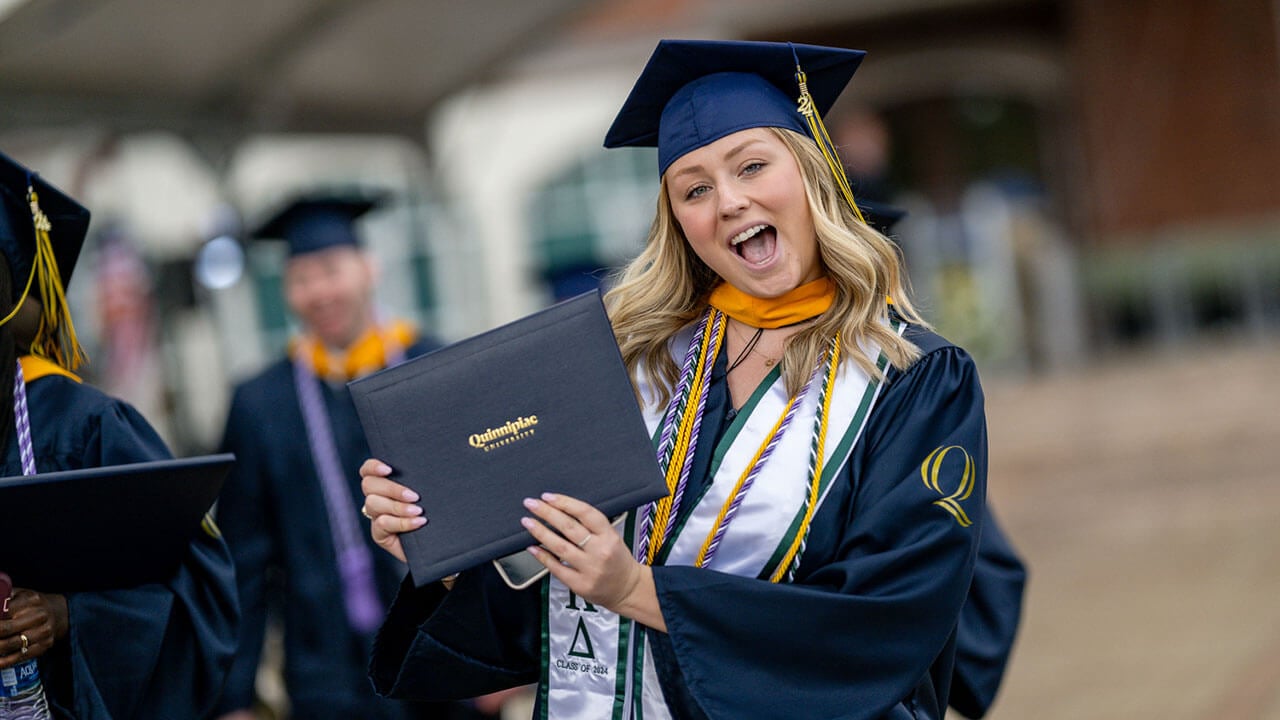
[[724, 138, 765, 159]]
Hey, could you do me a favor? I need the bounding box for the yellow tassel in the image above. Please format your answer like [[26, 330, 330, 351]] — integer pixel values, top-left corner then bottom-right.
[[25, 187, 86, 371], [795, 69, 867, 226]]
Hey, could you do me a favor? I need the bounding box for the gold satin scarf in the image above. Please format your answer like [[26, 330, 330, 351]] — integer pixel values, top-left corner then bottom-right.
[[18, 354, 82, 383], [707, 277, 835, 328], [289, 319, 417, 381]]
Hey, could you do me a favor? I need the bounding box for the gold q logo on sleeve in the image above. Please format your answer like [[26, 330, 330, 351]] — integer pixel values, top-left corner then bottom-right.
[[920, 445, 975, 527]]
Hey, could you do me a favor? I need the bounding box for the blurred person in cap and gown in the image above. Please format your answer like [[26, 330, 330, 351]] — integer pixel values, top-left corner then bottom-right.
[[833, 106, 894, 206], [0, 150, 239, 717], [861, 200, 1026, 720], [213, 194, 478, 720], [360, 39, 994, 720]]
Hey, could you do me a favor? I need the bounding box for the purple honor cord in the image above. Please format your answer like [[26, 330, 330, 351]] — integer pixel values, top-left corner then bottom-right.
[[293, 358, 383, 634], [14, 361, 36, 476], [639, 311, 712, 561], [664, 312, 722, 550], [639, 310, 721, 562], [699, 364, 815, 567]]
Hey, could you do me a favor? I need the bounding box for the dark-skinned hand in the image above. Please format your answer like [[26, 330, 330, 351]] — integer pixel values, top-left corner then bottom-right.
[[0, 589, 69, 669]]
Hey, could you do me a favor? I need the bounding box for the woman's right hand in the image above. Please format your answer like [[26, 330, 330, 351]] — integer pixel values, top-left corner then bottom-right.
[[359, 458, 426, 564]]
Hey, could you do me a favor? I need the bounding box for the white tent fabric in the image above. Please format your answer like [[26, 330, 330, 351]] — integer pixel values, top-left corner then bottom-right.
[[0, 0, 589, 137]]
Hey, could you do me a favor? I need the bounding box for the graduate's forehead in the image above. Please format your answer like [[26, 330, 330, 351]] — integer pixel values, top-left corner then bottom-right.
[[664, 128, 788, 180]]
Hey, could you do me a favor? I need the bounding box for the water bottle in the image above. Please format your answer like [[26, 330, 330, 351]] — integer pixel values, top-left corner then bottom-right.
[[0, 573, 52, 720]]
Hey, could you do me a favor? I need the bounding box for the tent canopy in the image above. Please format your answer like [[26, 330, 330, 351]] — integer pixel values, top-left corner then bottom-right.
[[0, 0, 587, 139]]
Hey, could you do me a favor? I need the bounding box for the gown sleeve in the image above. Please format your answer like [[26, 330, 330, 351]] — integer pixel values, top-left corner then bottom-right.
[[649, 344, 988, 720], [51, 400, 239, 719], [949, 506, 1027, 719], [369, 567, 543, 701], [210, 383, 278, 713]]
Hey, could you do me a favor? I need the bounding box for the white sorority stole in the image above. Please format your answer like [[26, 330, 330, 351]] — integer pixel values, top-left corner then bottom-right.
[[541, 326, 898, 719]]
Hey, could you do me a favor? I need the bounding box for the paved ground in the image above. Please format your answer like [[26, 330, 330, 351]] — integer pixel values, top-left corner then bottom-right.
[[978, 337, 1280, 720]]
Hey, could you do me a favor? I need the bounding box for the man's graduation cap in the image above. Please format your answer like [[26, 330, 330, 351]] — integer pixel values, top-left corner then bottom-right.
[[252, 193, 386, 257], [0, 150, 91, 369]]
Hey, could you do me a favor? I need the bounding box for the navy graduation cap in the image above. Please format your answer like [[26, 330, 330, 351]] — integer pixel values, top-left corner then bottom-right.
[[603, 39, 865, 176], [0, 151, 91, 300], [0, 150, 91, 369], [251, 193, 386, 257]]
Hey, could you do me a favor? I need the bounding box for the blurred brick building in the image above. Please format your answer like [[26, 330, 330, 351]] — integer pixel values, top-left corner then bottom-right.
[[514, 0, 1280, 370]]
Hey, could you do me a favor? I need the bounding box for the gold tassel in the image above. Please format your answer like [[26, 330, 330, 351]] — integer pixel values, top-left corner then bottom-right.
[[25, 186, 87, 370], [795, 68, 867, 225]]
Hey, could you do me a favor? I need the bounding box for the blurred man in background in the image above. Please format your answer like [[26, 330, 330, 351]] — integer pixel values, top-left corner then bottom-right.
[[213, 193, 469, 720]]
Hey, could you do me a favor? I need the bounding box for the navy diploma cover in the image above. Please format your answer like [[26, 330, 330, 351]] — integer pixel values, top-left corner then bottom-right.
[[349, 291, 667, 586], [0, 454, 235, 592]]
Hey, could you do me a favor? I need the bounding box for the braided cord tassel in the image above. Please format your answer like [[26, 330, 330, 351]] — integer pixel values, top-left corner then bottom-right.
[[771, 336, 842, 583]]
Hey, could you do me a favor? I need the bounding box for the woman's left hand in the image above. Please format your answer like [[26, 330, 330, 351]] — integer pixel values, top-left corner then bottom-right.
[[521, 494, 665, 630], [0, 589, 68, 669]]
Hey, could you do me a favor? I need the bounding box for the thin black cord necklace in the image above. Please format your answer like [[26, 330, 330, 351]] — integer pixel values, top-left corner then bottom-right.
[[726, 326, 765, 374], [725, 314, 824, 375]]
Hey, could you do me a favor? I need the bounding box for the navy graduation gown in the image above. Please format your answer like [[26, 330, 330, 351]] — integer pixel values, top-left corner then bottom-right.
[[949, 507, 1026, 719], [1, 374, 239, 719], [368, 327, 990, 720], [215, 339, 448, 720]]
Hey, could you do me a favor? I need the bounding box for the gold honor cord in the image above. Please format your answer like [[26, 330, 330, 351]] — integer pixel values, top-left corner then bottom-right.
[[647, 313, 727, 565], [795, 69, 867, 226], [769, 335, 841, 583], [25, 188, 87, 370]]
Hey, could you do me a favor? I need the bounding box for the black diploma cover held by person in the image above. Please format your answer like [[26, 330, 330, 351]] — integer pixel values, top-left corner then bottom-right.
[[348, 291, 668, 587], [0, 454, 235, 592]]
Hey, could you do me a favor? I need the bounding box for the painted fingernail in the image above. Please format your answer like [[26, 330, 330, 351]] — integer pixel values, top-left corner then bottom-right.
[[520, 517, 535, 529], [377, 462, 393, 474], [526, 546, 541, 556], [402, 489, 420, 502], [522, 497, 539, 509], [405, 505, 423, 516], [541, 492, 559, 501], [410, 517, 427, 528]]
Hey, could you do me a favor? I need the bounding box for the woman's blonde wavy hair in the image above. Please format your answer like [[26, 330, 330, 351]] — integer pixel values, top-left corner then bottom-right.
[[605, 127, 927, 407]]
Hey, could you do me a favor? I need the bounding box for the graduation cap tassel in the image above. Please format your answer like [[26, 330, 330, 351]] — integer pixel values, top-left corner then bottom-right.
[[795, 68, 867, 226], [27, 187, 87, 371]]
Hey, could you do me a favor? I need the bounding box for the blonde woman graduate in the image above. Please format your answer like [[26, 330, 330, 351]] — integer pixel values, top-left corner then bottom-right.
[[361, 40, 990, 720]]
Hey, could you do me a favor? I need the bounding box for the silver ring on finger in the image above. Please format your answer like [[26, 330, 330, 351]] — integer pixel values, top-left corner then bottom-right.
[[576, 533, 592, 548], [361, 504, 374, 520]]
